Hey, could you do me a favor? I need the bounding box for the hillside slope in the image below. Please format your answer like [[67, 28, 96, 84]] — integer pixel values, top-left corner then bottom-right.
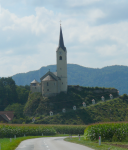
[[11, 64, 128, 95], [23, 86, 119, 124], [34, 95, 128, 125]]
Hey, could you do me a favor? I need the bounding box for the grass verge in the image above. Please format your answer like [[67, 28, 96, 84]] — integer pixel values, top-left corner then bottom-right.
[[0, 134, 69, 150], [0, 136, 42, 150], [64, 136, 128, 150]]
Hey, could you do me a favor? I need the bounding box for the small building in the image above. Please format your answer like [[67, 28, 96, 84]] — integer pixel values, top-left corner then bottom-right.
[[82, 102, 86, 107], [30, 79, 41, 93], [101, 96, 105, 101], [109, 94, 113, 99], [50, 111, 53, 116], [92, 99, 95, 105], [73, 106, 76, 110], [62, 108, 66, 113], [0, 111, 14, 123], [32, 117, 35, 123]]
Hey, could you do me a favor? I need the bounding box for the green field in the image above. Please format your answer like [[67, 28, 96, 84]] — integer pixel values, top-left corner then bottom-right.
[[0, 124, 86, 138], [84, 122, 128, 142], [65, 136, 128, 150], [0, 124, 86, 149]]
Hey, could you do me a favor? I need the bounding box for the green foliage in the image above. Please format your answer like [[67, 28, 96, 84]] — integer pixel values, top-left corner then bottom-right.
[[84, 122, 128, 142], [11, 117, 31, 124], [34, 96, 128, 125], [0, 124, 86, 138], [0, 125, 56, 138], [0, 77, 18, 110], [0, 77, 30, 111], [0, 136, 42, 150], [23, 86, 119, 124], [24, 86, 118, 118], [16, 85, 30, 104], [53, 125, 86, 134], [65, 137, 126, 150], [4, 103, 24, 118], [24, 92, 49, 116]]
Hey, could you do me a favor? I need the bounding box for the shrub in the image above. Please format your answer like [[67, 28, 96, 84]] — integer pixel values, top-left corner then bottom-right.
[[0, 124, 86, 138], [0, 125, 56, 138], [84, 122, 128, 142], [53, 125, 86, 134]]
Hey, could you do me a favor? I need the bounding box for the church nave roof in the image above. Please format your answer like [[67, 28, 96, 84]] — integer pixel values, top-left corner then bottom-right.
[[42, 75, 56, 81]]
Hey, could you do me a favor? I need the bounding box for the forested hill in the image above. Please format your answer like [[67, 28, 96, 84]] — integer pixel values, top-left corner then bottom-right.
[[11, 64, 128, 95]]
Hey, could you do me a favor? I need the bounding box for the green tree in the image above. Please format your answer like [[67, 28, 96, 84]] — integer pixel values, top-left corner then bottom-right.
[[4, 103, 24, 118], [16, 85, 29, 104], [0, 77, 18, 110]]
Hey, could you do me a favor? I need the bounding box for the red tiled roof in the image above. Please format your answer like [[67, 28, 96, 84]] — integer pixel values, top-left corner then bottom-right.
[[0, 111, 14, 121]]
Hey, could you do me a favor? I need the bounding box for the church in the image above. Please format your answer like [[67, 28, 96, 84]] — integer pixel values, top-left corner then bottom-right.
[[30, 26, 67, 97]]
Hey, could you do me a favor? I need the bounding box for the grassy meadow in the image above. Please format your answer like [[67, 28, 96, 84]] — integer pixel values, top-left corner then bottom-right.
[[0, 136, 42, 150], [65, 136, 128, 150]]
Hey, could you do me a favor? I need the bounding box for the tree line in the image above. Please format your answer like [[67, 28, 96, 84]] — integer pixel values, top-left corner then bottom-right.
[[0, 77, 30, 111]]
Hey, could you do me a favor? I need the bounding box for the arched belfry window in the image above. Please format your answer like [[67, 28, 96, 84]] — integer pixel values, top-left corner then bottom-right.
[[59, 56, 62, 60]]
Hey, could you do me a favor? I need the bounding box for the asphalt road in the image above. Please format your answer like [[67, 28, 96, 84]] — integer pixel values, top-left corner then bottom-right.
[[15, 137, 94, 150]]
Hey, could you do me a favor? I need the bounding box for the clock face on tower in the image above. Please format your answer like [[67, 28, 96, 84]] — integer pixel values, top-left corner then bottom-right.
[[59, 51, 62, 55]]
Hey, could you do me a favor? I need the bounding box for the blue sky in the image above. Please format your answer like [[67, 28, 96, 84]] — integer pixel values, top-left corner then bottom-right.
[[0, 0, 128, 77]]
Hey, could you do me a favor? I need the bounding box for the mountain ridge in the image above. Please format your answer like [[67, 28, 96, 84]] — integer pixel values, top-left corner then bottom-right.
[[9, 64, 128, 95]]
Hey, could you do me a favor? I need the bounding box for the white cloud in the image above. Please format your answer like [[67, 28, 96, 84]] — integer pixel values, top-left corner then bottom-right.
[[0, 1, 128, 77], [97, 45, 117, 57]]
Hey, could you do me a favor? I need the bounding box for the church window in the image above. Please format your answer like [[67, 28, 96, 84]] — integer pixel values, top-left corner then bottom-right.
[[47, 82, 49, 86], [62, 82, 63, 84], [59, 56, 62, 60]]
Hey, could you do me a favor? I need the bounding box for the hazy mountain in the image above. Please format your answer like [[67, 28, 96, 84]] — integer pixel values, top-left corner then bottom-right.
[[11, 64, 128, 95]]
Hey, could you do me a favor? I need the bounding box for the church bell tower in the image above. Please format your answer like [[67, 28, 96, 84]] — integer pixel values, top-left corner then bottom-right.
[[56, 26, 67, 92]]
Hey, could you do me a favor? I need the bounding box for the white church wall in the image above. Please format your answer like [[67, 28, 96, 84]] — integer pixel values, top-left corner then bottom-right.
[[41, 80, 58, 97], [30, 85, 41, 93]]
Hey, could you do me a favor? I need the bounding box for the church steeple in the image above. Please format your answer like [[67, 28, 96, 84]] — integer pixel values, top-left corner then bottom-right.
[[56, 25, 67, 92], [58, 26, 66, 51]]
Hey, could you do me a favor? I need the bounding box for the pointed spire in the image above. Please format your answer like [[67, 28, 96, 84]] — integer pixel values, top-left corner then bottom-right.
[[58, 26, 66, 51]]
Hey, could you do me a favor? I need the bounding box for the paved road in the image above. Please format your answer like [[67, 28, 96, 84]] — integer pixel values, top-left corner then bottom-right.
[[15, 137, 94, 150]]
